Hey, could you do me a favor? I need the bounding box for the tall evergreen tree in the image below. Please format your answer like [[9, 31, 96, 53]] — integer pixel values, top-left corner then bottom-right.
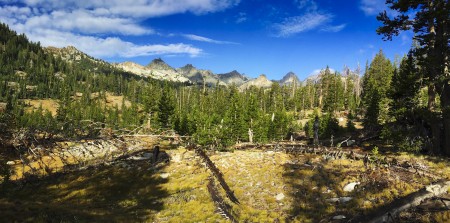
[[158, 84, 175, 129], [361, 50, 394, 129], [377, 0, 450, 154]]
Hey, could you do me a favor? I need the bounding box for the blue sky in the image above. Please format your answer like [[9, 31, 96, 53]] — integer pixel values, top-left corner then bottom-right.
[[0, 0, 412, 80]]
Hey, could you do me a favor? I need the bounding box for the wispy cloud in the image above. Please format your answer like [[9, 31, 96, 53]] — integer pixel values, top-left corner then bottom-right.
[[360, 0, 398, 17], [274, 0, 345, 37], [295, 0, 318, 11], [183, 34, 238, 44], [274, 12, 332, 37], [24, 28, 202, 58], [0, 0, 240, 58], [235, 12, 247, 23], [321, 24, 346, 32]]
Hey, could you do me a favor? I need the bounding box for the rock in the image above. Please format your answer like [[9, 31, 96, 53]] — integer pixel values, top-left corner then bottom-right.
[[339, 197, 353, 203], [171, 154, 182, 163], [343, 182, 360, 192], [326, 198, 339, 203], [332, 215, 346, 220], [326, 197, 353, 203], [160, 173, 170, 179], [276, 193, 285, 201], [6, 161, 15, 165]]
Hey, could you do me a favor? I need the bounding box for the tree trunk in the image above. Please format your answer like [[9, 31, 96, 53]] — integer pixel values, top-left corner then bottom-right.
[[428, 84, 436, 111], [441, 82, 450, 155]]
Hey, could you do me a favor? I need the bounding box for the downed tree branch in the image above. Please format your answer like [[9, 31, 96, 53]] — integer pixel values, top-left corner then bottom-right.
[[350, 180, 450, 223]]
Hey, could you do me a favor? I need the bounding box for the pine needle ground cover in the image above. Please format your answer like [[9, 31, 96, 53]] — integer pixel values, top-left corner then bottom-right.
[[1, 146, 450, 222]]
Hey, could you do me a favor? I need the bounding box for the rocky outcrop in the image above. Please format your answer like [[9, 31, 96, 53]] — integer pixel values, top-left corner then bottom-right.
[[239, 74, 273, 90], [45, 46, 102, 65], [177, 64, 224, 86], [217, 70, 248, 86], [115, 59, 190, 83], [278, 72, 300, 86]]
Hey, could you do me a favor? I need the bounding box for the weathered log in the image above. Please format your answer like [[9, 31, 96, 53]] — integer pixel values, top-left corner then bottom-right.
[[350, 180, 450, 223]]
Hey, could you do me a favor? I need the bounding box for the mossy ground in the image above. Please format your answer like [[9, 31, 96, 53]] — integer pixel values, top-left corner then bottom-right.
[[0, 147, 449, 222]]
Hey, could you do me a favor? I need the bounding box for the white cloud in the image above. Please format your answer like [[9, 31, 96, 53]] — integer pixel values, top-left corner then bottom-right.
[[25, 28, 202, 58], [274, 12, 332, 37], [295, 0, 318, 11], [183, 34, 238, 44], [0, 0, 240, 58], [13, 0, 241, 18], [274, 0, 345, 37], [235, 12, 247, 23], [360, 0, 385, 15], [321, 24, 346, 32], [360, 0, 398, 17]]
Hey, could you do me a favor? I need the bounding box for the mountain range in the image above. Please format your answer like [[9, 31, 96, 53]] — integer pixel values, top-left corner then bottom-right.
[[46, 45, 356, 89]]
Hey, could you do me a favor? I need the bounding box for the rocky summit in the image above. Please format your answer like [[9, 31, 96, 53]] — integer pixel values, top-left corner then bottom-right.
[[115, 59, 190, 83], [239, 74, 274, 90]]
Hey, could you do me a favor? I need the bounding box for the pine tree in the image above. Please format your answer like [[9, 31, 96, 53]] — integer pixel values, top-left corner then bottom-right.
[[389, 51, 420, 122], [157, 84, 175, 129], [377, 0, 450, 154], [361, 50, 394, 129]]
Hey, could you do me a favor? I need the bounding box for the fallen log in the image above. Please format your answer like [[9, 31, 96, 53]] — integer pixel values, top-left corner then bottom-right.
[[350, 180, 450, 223]]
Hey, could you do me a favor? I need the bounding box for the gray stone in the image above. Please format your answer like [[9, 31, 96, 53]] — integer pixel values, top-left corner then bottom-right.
[[276, 193, 285, 201]]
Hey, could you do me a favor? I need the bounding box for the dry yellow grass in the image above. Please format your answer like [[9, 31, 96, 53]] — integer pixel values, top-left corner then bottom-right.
[[23, 99, 59, 116], [104, 92, 131, 110]]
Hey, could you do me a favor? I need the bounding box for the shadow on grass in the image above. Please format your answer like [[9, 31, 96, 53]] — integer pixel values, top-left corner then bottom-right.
[[282, 154, 361, 222], [0, 154, 170, 222]]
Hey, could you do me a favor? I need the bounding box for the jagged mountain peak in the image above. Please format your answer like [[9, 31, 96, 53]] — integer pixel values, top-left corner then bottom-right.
[[182, 64, 195, 69], [257, 74, 268, 79], [146, 58, 174, 70], [115, 58, 189, 83], [279, 72, 300, 86], [217, 70, 248, 85], [239, 74, 273, 91]]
